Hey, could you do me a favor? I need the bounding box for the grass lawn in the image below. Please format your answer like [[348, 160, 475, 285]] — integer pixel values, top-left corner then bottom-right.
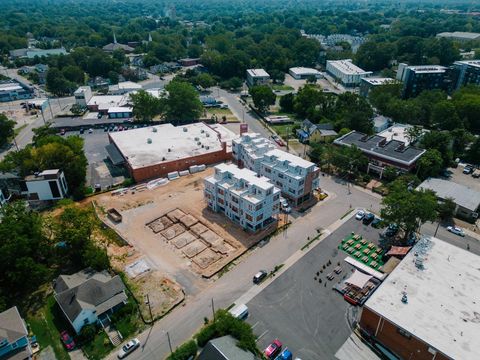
[[205, 108, 239, 122], [27, 295, 70, 360], [270, 123, 299, 138], [272, 84, 294, 91], [82, 332, 113, 360], [14, 124, 27, 136]]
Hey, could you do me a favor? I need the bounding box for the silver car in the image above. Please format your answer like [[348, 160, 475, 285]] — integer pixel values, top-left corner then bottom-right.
[[117, 338, 140, 359]]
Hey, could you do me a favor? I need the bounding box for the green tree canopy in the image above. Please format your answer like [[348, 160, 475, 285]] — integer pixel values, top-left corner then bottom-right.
[[0, 113, 15, 147], [249, 85, 276, 113], [130, 90, 165, 122], [381, 179, 438, 241], [165, 81, 203, 122], [416, 149, 443, 180]]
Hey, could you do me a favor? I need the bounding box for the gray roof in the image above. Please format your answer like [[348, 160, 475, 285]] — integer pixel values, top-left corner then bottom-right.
[[102, 43, 134, 52], [54, 269, 126, 324], [301, 120, 337, 137], [334, 131, 425, 166], [106, 144, 125, 165], [0, 306, 28, 344], [197, 335, 256, 360], [417, 178, 480, 212]]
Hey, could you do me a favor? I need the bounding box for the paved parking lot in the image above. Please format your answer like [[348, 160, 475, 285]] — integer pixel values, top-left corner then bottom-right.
[[444, 164, 480, 192], [65, 128, 127, 187], [246, 216, 383, 360]]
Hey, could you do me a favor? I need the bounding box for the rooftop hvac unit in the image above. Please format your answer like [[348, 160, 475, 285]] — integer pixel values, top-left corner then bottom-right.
[[206, 133, 210, 137], [201, 129, 205, 133], [147, 138, 152, 144], [205, 146, 210, 150], [152, 127, 157, 132], [194, 137, 199, 141], [197, 141, 201, 145], [168, 148, 171, 152], [183, 127, 188, 132]]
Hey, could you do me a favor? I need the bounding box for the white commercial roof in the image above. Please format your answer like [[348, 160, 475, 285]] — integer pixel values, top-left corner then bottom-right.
[[215, 163, 274, 191], [0, 83, 23, 92], [378, 124, 414, 146], [265, 148, 315, 169], [289, 67, 321, 76], [246, 69, 270, 78], [454, 60, 480, 68], [417, 178, 480, 212], [327, 59, 370, 75], [87, 95, 128, 109], [107, 107, 133, 113], [362, 77, 395, 85], [437, 31, 480, 40], [364, 236, 480, 360], [110, 122, 224, 169]]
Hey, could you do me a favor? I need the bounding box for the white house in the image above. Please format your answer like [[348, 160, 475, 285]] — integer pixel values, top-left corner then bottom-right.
[[25, 169, 68, 201], [54, 269, 127, 334], [204, 163, 280, 232], [232, 133, 320, 206], [73, 86, 92, 107], [246, 69, 270, 87]]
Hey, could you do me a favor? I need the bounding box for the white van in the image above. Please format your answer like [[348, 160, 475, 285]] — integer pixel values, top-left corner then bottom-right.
[[229, 304, 249, 320]]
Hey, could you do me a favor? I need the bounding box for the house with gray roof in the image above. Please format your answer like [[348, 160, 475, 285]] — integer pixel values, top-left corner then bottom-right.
[[54, 269, 127, 334], [0, 306, 32, 360], [417, 178, 480, 220], [297, 120, 338, 143], [197, 335, 257, 360]]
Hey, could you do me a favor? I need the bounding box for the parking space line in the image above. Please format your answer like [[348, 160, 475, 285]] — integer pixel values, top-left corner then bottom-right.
[[251, 321, 260, 329], [256, 330, 269, 342]]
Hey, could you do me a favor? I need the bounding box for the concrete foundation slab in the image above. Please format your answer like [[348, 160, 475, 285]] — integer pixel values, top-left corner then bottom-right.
[[161, 223, 186, 240], [190, 222, 209, 236], [171, 231, 198, 249], [182, 239, 208, 258], [179, 214, 199, 228], [192, 248, 222, 269]]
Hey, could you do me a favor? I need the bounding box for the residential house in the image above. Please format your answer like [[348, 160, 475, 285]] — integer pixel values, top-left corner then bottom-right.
[[204, 163, 280, 232], [0, 306, 32, 360], [246, 69, 270, 87], [296, 120, 338, 143], [197, 335, 257, 360], [24, 169, 68, 202], [53, 269, 128, 334]]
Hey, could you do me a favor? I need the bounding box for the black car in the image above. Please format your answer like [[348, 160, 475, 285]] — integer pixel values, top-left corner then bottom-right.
[[103, 126, 108, 132], [362, 213, 375, 225], [79, 128, 85, 134], [253, 270, 268, 284], [371, 217, 382, 228], [382, 223, 399, 238]]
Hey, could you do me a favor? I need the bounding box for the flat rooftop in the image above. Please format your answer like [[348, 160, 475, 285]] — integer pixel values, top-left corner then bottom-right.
[[0, 83, 23, 92], [364, 236, 480, 360], [214, 163, 274, 191], [289, 67, 321, 75], [110, 122, 225, 169], [334, 131, 425, 166], [361, 77, 395, 85], [265, 148, 315, 169], [437, 31, 480, 39], [417, 178, 480, 212], [327, 59, 371, 75], [246, 69, 269, 78], [454, 60, 480, 68], [408, 65, 448, 74], [378, 124, 415, 146], [87, 95, 128, 108]]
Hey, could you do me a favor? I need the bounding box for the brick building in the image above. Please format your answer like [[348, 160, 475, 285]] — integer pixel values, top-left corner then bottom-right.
[[108, 123, 234, 182], [359, 236, 480, 360]]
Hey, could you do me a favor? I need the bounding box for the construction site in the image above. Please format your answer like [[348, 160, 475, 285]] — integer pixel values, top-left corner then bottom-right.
[[95, 167, 284, 296]]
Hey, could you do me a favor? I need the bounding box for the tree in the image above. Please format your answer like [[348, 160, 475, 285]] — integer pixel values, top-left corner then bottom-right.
[[437, 198, 456, 222], [355, 41, 395, 71], [279, 93, 294, 113], [416, 149, 443, 180], [62, 65, 85, 84], [381, 180, 438, 242], [46, 68, 73, 96], [466, 137, 480, 166], [249, 85, 276, 113], [165, 81, 203, 122], [431, 100, 461, 130], [405, 125, 423, 145], [0, 114, 15, 147], [129, 90, 165, 121], [70, 103, 85, 116], [421, 131, 453, 168], [306, 75, 317, 84], [0, 202, 52, 307], [193, 73, 215, 89]]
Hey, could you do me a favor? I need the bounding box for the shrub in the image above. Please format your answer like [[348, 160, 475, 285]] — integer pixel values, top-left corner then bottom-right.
[[195, 323, 217, 347], [166, 340, 197, 360], [78, 324, 97, 343]]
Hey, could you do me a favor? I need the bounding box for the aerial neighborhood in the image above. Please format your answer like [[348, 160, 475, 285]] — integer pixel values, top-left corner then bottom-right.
[[1, 1, 480, 360]]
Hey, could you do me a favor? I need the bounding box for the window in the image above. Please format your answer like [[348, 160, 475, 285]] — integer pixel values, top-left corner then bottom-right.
[[273, 194, 280, 201], [289, 188, 295, 193], [278, 173, 284, 179], [267, 189, 272, 195], [256, 214, 263, 221], [256, 203, 263, 211], [218, 188, 224, 195], [246, 214, 253, 221], [218, 198, 224, 205], [231, 196, 239, 203], [299, 179, 304, 185], [264, 167, 271, 173]]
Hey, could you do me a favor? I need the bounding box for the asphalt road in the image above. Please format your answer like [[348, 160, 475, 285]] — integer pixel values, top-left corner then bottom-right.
[[105, 174, 480, 360], [248, 217, 383, 360]]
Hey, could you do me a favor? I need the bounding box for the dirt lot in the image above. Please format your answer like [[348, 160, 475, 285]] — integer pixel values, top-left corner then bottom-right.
[[94, 168, 280, 295]]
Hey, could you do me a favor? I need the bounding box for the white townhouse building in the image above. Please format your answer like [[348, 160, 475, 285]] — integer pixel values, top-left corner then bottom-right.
[[232, 133, 320, 206], [204, 163, 280, 232]]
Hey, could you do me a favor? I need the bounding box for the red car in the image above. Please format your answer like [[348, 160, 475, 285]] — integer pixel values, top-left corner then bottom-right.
[[60, 330, 75, 351], [264, 339, 282, 359]]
